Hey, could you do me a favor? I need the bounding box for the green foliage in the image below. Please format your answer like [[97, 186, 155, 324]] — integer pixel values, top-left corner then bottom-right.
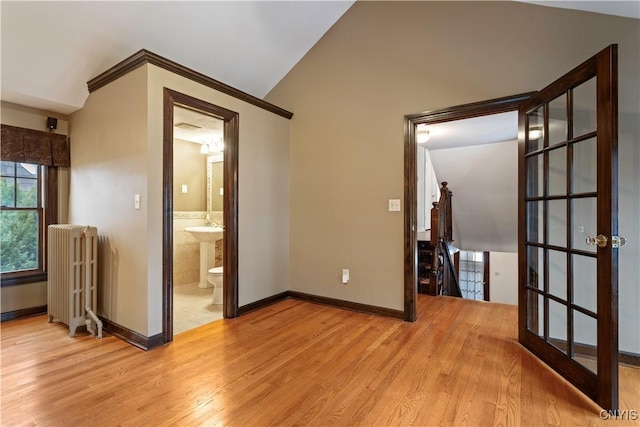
[[1, 211, 38, 273], [0, 168, 39, 273], [0, 177, 14, 207]]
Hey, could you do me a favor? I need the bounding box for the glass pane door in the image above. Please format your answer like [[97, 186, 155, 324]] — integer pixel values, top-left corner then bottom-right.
[[519, 45, 618, 410]]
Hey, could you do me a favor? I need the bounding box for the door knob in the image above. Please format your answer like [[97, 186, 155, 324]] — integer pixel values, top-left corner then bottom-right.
[[586, 235, 608, 247]]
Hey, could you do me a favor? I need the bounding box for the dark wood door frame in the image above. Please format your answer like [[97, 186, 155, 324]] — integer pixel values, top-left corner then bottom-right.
[[403, 92, 535, 321], [483, 251, 490, 302], [162, 88, 239, 343]]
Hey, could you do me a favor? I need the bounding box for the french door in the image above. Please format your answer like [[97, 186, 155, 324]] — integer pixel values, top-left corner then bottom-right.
[[518, 45, 619, 410]]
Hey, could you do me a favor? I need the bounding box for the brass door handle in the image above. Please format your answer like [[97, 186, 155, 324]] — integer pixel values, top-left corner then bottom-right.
[[586, 235, 608, 247], [585, 235, 628, 248]]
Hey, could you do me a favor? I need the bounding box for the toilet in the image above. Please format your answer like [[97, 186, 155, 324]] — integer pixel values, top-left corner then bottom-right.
[[207, 267, 224, 305]]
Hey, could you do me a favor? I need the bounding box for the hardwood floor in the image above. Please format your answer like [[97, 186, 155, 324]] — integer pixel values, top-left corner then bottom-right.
[[1, 296, 638, 426]]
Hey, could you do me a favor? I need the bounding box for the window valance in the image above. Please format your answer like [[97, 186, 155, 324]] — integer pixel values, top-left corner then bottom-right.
[[1, 124, 70, 167]]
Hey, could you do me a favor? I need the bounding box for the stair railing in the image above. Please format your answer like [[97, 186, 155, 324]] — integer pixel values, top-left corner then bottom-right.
[[430, 182, 461, 297]]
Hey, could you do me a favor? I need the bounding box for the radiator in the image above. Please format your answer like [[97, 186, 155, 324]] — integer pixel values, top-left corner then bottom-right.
[[47, 225, 103, 338]]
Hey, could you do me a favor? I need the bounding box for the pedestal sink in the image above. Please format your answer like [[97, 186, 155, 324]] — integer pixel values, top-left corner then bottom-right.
[[185, 227, 224, 288]]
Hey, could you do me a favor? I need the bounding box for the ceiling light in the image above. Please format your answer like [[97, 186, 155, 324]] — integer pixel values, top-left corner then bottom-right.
[[416, 128, 430, 144], [211, 137, 224, 152]]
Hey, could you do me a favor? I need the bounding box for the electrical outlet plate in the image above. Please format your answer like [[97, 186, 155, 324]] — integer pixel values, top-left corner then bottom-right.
[[389, 199, 401, 211]]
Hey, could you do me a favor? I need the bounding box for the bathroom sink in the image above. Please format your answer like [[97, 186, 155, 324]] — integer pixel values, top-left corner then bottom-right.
[[185, 226, 224, 242]]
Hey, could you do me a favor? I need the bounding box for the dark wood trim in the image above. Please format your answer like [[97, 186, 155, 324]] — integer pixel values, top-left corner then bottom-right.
[[483, 251, 490, 302], [405, 92, 536, 125], [44, 166, 57, 275], [87, 49, 293, 120], [288, 291, 404, 319], [404, 92, 533, 322], [619, 351, 640, 367], [596, 44, 619, 411], [403, 113, 418, 321], [240, 290, 406, 320], [1, 305, 47, 322], [238, 292, 290, 316], [0, 272, 47, 287], [454, 251, 460, 278], [162, 88, 240, 345], [99, 316, 164, 351], [519, 105, 531, 343], [222, 108, 240, 320], [162, 89, 174, 343]]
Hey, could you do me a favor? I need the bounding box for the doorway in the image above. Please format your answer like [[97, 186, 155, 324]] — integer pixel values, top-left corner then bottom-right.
[[403, 92, 534, 321], [162, 89, 239, 343], [171, 106, 225, 335], [404, 45, 620, 410]]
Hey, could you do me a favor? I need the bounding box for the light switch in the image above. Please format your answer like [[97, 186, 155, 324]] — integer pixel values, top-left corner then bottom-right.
[[219, 188, 224, 196], [389, 199, 401, 212], [134, 194, 141, 210], [181, 184, 188, 194]]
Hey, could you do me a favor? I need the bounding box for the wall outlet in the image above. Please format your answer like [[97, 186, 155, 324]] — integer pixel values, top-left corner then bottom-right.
[[181, 184, 188, 194], [342, 268, 349, 284]]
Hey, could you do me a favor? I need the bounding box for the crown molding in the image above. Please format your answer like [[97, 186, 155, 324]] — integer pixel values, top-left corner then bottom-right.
[[87, 49, 293, 120]]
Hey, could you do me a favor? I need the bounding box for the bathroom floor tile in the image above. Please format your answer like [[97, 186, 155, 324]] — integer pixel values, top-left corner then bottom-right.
[[173, 282, 223, 335]]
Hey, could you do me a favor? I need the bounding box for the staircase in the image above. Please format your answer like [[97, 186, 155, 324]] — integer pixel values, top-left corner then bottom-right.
[[417, 182, 462, 297]]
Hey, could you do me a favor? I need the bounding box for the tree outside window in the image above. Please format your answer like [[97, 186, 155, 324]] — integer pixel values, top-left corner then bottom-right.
[[0, 161, 42, 274]]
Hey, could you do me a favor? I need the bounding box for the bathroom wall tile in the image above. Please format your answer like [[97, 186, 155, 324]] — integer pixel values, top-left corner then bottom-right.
[[172, 212, 207, 286], [185, 270, 199, 284], [215, 239, 223, 267], [173, 272, 188, 286]]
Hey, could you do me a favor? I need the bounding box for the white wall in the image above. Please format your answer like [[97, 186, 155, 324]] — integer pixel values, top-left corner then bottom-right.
[[417, 145, 425, 232], [418, 147, 440, 232], [489, 252, 518, 305], [69, 67, 150, 334], [430, 140, 518, 253]]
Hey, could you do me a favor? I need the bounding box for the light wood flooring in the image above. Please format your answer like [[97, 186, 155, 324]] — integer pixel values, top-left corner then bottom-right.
[[1, 296, 638, 426]]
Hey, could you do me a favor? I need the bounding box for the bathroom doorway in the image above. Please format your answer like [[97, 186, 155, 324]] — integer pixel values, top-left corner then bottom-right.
[[171, 106, 224, 334], [162, 89, 239, 342]]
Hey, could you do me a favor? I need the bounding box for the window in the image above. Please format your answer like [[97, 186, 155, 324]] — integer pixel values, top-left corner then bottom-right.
[[458, 250, 489, 301], [1, 161, 49, 284]]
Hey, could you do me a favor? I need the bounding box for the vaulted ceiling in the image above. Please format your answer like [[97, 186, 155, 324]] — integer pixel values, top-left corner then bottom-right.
[[1, 1, 636, 116], [0, 1, 354, 114]]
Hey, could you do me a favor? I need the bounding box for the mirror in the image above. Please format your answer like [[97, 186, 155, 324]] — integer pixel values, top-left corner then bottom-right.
[[207, 154, 224, 212], [172, 105, 224, 213]]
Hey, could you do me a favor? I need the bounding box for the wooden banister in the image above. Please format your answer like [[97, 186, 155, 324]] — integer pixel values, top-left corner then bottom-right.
[[430, 181, 461, 298], [430, 202, 439, 247]]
